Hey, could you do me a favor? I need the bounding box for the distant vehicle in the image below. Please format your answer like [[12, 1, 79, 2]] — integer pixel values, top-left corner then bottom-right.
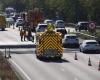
[[55, 28, 67, 38], [55, 20, 65, 28], [36, 23, 48, 32], [75, 21, 89, 31], [62, 34, 79, 48], [5, 7, 16, 17], [6, 17, 14, 25], [35, 25, 63, 59], [0, 14, 6, 31], [80, 40, 100, 53], [44, 19, 54, 24], [15, 19, 24, 27]]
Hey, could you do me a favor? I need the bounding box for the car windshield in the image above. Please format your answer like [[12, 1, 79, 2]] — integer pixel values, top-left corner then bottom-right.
[[56, 21, 65, 28], [81, 23, 89, 26], [86, 42, 98, 44], [66, 36, 77, 39], [46, 21, 53, 24], [18, 19, 23, 22], [37, 25, 47, 32]]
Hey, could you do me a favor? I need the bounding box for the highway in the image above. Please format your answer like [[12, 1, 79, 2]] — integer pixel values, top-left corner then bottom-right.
[[0, 27, 100, 80]]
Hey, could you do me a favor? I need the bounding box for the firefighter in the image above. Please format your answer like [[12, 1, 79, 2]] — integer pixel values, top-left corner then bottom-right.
[[27, 28, 32, 41], [20, 29, 24, 41], [23, 29, 27, 41]]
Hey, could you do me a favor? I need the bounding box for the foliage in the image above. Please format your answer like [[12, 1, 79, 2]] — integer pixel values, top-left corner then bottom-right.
[[0, 0, 100, 24]]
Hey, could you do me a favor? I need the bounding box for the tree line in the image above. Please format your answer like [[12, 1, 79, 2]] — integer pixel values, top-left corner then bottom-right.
[[0, 0, 100, 24]]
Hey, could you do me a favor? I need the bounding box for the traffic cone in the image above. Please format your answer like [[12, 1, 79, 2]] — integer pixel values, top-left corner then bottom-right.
[[74, 52, 78, 60], [88, 57, 92, 66], [98, 61, 100, 71]]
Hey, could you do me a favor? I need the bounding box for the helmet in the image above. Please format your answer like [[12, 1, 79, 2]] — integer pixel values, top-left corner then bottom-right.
[[47, 23, 54, 31]]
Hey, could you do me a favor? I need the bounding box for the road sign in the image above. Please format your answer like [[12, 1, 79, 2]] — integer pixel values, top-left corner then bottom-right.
[[89, 22, 96, 30]]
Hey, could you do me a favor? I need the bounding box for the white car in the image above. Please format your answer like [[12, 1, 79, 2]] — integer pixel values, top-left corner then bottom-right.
[[36, 23, 48, 32], [62, 34, 79, 48], [55, 20, 65, 28], [80, 40, 100, 53]]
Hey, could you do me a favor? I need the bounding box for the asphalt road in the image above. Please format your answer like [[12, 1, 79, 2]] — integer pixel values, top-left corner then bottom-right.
[[0, 27, 100, 80]]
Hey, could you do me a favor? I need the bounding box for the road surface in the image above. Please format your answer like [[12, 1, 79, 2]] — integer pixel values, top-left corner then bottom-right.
[[0, 27, 100, 80]]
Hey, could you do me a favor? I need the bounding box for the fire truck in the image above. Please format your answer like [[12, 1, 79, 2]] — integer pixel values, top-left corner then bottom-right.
[[35, 24, 63, 59]]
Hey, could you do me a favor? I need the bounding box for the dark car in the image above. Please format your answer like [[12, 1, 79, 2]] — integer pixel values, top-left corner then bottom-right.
[[55, 28, 67, 38], [15, 19, 24, 27], [75, 21, 89, 31]]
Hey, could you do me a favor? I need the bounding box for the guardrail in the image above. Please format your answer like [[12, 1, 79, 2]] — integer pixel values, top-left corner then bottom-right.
[[77, 32, 97, 38], [0, 42, 36, 58], [0, 44, 36, 49]]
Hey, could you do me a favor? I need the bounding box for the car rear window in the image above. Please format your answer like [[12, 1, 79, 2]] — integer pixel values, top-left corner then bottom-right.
[[66, 36, 77, 39], [81, 23, 89, 26], [86, 42, 98, 44], [57, 30, 67, 34], [37, 25, 47, 32]]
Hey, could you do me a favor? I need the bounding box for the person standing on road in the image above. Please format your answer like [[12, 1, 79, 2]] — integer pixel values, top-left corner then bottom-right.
[[24, 29, 28, 41], [20, 29, 24, 41], [27, 28, 32, 41]]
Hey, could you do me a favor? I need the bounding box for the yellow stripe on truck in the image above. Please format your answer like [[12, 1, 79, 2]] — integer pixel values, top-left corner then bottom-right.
[[37, 31, 63, 54]]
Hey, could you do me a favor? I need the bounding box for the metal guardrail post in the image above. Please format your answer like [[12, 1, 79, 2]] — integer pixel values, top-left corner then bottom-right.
[[5, 48, 7, 58], [9, 48, 11, 58]]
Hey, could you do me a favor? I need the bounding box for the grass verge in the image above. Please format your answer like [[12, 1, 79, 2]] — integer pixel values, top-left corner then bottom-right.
[[0, 51, 23, 80]]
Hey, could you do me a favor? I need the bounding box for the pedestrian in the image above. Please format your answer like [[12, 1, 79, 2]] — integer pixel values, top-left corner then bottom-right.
[[24, 29, 28, 41], [20, 29, 24, 41], [27, 28, 32, 41]]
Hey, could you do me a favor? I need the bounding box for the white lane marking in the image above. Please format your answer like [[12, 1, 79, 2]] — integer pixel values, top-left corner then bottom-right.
[[10, 59, 31, 80]]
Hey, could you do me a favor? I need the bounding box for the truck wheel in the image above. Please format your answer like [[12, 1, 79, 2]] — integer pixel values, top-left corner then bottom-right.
[[36, 55, 42, 60], [55, 57, 61, 60]]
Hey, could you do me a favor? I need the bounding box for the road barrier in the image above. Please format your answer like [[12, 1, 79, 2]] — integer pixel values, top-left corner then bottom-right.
[[88, 57, 92, 66], [74, 52, 78, 60], [98, 61, 100, 71], [0, 42, 36, 58]]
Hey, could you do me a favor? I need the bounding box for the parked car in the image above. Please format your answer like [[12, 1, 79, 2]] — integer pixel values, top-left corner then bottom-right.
[[55, 28, 67, 38], [75, 21, 89, 31], [55, 20, 65, 28], [62, 34, 79, 48], [80, 40, 100, 53], [15, 19, 24, 27]]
